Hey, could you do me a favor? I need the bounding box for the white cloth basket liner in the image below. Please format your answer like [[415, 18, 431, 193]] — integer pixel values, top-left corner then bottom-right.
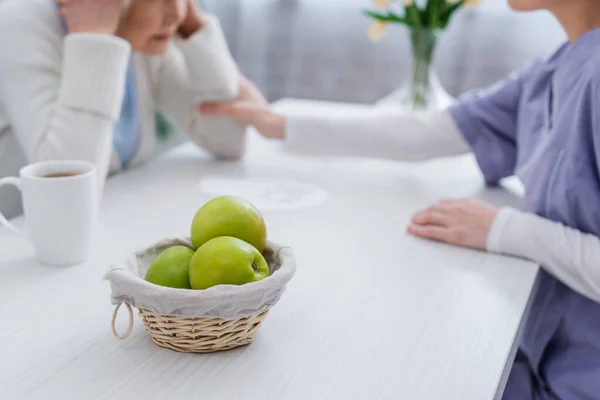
[[105, 237, 296, 319]]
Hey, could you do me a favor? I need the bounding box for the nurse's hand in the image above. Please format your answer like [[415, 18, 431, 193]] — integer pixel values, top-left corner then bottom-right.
[[407, 199, 499, 251], [199, 75, 286, 139], [178, 0, 208, 39], [57, 0, 123, 35]]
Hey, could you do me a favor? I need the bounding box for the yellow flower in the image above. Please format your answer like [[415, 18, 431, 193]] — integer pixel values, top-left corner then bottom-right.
[[368, 20, 388, 41], [372, 0, 392, 9]]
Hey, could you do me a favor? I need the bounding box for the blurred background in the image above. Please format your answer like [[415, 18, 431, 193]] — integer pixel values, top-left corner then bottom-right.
[[0, 0, 567, 220], [199, 0, 565, 103]]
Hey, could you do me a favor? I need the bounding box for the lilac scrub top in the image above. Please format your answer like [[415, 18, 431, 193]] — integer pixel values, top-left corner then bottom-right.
[[449, 29, 600, 400]]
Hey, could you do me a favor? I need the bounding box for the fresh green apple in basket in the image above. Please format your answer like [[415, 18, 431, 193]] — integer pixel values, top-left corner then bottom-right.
[[191, 195, 267, 253], [145, 246, 195, 289], [189, 236, 270, 290]]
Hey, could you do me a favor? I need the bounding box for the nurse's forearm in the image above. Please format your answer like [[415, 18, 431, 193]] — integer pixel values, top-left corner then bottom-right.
[[281, 108, 471, 161], [487, 208, 600, 303]]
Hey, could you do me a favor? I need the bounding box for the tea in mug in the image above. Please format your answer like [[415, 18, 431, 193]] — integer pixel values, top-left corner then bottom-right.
[[42, 171, 81, 178]]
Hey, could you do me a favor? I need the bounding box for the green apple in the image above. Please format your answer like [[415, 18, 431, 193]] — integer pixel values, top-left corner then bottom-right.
[[145, 246, 194, 289], [189, 236, 270, 290], [191, 195, 267, 252]]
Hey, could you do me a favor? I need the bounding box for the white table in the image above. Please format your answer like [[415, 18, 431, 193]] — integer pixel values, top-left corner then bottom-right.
[[0, 100, 539, 400]]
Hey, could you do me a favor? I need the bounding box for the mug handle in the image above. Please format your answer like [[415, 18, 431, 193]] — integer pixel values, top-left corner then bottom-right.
[[0, 177, 28, 238]]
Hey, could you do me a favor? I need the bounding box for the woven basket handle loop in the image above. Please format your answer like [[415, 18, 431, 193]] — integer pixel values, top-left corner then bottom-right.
[[112, 301, 134, 340]]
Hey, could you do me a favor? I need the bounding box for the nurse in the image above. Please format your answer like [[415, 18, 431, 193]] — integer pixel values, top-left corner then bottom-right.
[[200, 1, 600, 398]]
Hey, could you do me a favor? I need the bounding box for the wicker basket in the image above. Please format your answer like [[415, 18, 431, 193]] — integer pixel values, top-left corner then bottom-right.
[[138, 308, 269, 353], [107, 238, 295, 354]]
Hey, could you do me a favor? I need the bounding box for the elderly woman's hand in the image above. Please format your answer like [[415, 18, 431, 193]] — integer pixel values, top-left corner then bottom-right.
[[178, 0, 208, 38], [57, 0, 123, 35], [199, 75, 286, 139], [407, 198, 500, 251]]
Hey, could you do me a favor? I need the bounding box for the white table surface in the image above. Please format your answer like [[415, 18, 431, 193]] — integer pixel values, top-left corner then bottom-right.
[[0, 100, 539, 400]]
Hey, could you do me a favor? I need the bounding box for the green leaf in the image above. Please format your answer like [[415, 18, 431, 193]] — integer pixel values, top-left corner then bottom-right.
[[363, 9, 407, 24], [440, 1, 465, 28], [425, 0, 444, 29], [404, 4, 423, 27]]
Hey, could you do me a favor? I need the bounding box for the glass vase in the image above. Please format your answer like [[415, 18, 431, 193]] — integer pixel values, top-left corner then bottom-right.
[[378, 28, 453, 110]]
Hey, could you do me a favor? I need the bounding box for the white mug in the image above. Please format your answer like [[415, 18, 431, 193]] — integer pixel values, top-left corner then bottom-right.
[[0, 160, 99, 266]]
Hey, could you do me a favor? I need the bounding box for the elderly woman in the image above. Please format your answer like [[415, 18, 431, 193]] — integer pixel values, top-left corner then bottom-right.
[[201, 1, 600, 398], [0, 0, 245, 209]]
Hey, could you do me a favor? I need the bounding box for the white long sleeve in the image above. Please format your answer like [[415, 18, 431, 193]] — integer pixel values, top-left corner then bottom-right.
[[487, 208, 600, 303], [0, 5, 130, 186], [283, 107, 471, 161], [283, 103, 600, 303], [153, 16, 246, 159]]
